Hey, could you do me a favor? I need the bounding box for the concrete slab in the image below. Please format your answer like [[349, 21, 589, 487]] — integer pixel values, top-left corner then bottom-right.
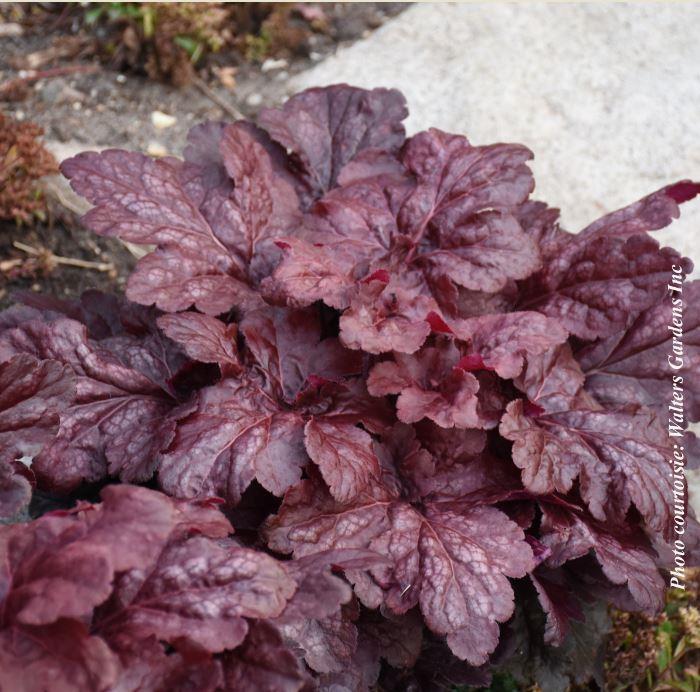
[[289, 2, 700, 260], [289, 2, 700, 513]]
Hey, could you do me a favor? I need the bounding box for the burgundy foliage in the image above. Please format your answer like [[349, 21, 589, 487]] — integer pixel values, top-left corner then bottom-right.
[[1, 84, 699, 690]]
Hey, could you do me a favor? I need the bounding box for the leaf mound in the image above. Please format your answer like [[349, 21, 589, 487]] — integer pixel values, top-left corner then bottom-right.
[[1, 83, 699, 690]]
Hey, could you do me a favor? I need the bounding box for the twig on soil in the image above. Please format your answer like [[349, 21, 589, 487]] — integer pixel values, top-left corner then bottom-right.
[[12, 241, 115, 273], [0, 64, 99, 100], [11, 36, 93, 71], [192, 76, 245, 121], [0, 258, 25, 273]]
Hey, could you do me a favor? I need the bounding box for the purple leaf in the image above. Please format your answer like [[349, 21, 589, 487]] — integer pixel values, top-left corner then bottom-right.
[[339, 278, 437, 354], [157, 312, 241, 376], [0, 318, 175, 491], [96, 536, 295, 653], [530, 569, 585, 645], [221, 621, 311, 692], [540, 504, 664, 614], [0, 621, 120, 692], [452, 311, 569, 379], [514, 344, 586, 414], [0, 354, 73, 496], [0, 485, 230, 627], [304, 419, 380, 503], [577, 280, 700, 421], [367, 341, 484, 429], [240, 306, 361, 402], [361, 608, 424, 669], [266, 467, 534, 665], [501, 400, 673, 535], [258, 84, 408, 201], [398, 129, 534, 235], [519, 184, 697, 340], [61, 122, 300, 315], [158, 377, 306, 503]]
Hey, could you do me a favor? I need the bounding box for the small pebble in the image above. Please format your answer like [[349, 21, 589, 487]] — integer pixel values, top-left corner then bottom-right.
[[116, 74, 127, 84], [151, 110, 177, 130], [147, 142, 168, 157], [214, 66, 237, 90], [62, 85, 85, 102], [0, 22, 23, 37], [39, 78, 79, 104], [246, 92, 262, 107], [261, 58, 289, 73]]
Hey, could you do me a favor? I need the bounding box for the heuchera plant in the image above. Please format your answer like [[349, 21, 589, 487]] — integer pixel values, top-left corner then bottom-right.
[[1, 84, 700, 691]]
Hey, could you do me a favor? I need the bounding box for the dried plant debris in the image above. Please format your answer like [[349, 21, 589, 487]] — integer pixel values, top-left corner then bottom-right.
[[70, 3, 325, 86], [4, 4, 403, 87], [0, 113, 57, 225]]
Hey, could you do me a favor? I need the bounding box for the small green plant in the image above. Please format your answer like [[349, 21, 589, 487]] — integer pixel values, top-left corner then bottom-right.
[[80, 3, 221, 87], [651, 602, 700, 690], [485, 672, 522, 692], [607, 570, 700, 691], [243, 29, 271, 63], [84, 2, 149, 27], [78, 3, 317, 84]]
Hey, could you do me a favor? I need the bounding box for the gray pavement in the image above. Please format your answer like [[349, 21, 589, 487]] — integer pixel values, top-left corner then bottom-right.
[[290, 2, 700, 259], [289, 2, 700, 513]]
